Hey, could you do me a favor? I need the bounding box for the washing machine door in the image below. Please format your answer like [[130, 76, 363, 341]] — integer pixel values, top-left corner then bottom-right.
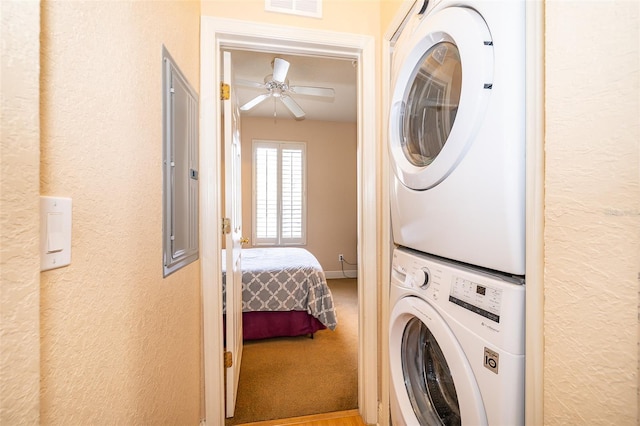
[[389, 7, 493, 190], [389, 297, 487, 425]]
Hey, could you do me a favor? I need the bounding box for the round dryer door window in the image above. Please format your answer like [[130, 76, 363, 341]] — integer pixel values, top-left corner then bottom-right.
[[401, 42, 461, 169], [389, 7, 494, 190]]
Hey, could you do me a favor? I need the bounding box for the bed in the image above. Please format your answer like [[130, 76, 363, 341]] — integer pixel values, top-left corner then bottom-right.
[[222, 247, 338, 340]]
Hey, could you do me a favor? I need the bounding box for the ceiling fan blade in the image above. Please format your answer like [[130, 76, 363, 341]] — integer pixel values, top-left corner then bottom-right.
[[240, 93, 271, 111], [272, 58, 290, 83], [236, 79, 265, 89], [290, 85, 335, 98], [280, 96, 305, 120]]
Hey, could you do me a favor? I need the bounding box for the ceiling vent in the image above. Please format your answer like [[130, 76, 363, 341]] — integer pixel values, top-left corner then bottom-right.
[[265, 0, 322, 18]]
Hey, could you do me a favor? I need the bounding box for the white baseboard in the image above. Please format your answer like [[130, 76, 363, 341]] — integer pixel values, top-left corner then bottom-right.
[[325, 270, 358, 279]]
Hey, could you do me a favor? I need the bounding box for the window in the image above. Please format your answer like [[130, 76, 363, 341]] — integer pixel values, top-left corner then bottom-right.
[[252, 140, 306, 246], [162, 46, 199, 277]]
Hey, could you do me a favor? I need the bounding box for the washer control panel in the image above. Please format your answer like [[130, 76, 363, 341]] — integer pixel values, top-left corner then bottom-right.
[[391, 247, 525, 355], [449, 276, 502, 323]]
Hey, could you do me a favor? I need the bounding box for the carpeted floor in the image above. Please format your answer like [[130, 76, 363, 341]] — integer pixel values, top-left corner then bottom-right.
[[225, 278, 359, 425]]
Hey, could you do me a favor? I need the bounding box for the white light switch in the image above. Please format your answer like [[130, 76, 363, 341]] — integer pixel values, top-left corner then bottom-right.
[[47, 212, 64, 253], [40, 196, 72, 271]]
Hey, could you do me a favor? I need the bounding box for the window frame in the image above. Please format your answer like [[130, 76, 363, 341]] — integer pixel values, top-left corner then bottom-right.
[[251, 139, 307, 246]]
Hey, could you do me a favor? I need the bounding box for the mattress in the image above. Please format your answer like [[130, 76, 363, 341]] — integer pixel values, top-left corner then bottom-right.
[[222, 247, 338, 330]]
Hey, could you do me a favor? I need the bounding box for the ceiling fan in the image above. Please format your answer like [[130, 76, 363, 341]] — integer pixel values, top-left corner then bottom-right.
[[237, 57, 335, 120]]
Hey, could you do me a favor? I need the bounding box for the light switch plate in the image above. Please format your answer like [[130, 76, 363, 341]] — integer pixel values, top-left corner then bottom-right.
[[40, 196, 72, 271]]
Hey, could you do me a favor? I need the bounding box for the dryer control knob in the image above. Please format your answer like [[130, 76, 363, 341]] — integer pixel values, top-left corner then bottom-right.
[[413, 268, 430, 290]]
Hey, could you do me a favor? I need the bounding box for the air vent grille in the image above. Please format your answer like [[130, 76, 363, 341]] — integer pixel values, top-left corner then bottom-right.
[[265, 0, 322, 18]]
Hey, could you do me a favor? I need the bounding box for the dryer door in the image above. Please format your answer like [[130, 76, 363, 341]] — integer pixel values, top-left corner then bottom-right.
[[389, 7, 493, 190], [389, 297, 487, 425]]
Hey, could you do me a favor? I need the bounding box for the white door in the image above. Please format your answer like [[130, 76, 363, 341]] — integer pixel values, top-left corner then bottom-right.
[[388, 7, 493, 190], [222, 50, 243, 418]]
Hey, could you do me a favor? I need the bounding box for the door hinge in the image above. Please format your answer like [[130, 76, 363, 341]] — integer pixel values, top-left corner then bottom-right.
[[220, 83, 230, 100], [222, 217, 231, 235], [224, 351, 233, 368]]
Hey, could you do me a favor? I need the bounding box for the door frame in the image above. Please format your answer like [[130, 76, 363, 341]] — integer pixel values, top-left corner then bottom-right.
[[200, 17, 378, 425]]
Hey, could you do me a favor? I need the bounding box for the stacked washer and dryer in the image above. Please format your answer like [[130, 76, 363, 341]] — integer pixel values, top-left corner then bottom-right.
[[388, 0, 526, 425]]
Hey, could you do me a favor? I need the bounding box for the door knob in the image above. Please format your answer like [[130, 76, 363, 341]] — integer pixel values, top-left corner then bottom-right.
[[240, 237, 249, 245]]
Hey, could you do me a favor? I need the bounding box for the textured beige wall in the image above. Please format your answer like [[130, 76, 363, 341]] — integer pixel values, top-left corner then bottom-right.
[[202, 0, 381, 35], [39, 1, 202, 424], [544, 1, 640, 424], [240, 117, 358, 273], [380, 0, 407, 38], [0, 1, 41, 424]]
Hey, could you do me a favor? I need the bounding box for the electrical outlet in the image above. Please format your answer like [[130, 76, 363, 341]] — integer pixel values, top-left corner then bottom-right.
[[338, 254, 344, 262]]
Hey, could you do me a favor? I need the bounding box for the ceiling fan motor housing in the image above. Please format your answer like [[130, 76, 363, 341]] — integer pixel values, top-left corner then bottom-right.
[[239, 57, 334, 120]]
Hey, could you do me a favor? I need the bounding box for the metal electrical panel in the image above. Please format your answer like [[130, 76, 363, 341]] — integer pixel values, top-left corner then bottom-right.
[[162, 45, 199, 277]]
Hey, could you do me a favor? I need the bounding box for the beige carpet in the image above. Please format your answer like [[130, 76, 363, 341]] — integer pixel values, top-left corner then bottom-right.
[[225, 278, 358, 425]]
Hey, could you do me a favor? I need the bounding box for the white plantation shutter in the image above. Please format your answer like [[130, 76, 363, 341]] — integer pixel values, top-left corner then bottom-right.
[[255, 144, 279, 242], [281, 148, 303, 239], [253, 141, 306, 245]]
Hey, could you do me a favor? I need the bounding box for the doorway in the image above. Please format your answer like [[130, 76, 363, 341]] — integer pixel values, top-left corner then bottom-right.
[[200, 17, 379, 426], [225, 49, 359, 423]]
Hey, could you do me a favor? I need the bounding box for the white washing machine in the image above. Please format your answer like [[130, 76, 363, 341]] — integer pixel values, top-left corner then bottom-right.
[[389, 247, 525, 425], [388, 0, 526, 275]]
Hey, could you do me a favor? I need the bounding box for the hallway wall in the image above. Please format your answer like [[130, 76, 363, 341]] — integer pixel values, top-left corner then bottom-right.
[[38, 1, 202, 423], [543, 1, 639, 423], [0, 1, 41, 424], [202, 0, 382, 35]]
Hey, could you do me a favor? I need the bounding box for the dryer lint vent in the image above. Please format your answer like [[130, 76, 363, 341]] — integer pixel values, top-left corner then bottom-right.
[[265, 0, 322, 18]]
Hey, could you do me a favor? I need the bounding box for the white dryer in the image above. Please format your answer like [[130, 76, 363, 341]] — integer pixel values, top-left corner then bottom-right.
[[389, 0, 526, 275], [389, 247, 525, 425]]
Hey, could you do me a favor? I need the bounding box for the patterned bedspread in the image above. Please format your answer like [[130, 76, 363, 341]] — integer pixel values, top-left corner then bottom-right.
[[222, 247, 338, 330]]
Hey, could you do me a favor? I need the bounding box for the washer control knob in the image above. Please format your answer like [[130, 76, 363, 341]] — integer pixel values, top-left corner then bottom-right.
[[413, 268, 430, 290]]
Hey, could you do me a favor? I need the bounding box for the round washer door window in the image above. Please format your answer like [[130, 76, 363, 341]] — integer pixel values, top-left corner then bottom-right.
[[389, 7, 493, 190], [402, 317, 461, 425], [389, 296, 487, 425]]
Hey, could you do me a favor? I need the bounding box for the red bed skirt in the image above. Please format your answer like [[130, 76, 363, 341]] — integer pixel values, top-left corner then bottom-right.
[[241, 310, 326, 340]]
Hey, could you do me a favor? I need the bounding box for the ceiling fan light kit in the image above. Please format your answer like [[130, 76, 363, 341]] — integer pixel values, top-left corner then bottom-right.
[[239, 57, 335, 121]]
